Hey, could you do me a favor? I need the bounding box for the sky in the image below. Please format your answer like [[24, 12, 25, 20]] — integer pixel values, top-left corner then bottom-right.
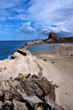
[[0, 0, 73, 40]]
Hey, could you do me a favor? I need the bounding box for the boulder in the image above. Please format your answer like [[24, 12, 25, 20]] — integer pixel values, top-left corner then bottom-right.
[[13, 100, 28, 110]]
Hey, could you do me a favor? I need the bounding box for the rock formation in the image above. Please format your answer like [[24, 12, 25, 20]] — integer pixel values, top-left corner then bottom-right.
[[0, 74, 64, 110], [25, 40, 45, 46], [44, 32, 73, 43], [0, 49, 40, 81], [22, 32, 73, 46]]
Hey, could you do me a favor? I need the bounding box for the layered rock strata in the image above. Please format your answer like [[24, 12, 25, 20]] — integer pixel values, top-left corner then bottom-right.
[[0, 74, 64, 110]]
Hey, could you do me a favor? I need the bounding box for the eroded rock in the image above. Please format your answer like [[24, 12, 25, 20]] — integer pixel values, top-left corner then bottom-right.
[[0, 74, 64, 110]]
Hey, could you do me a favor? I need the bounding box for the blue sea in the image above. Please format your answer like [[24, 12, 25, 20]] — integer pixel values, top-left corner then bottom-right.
[[0, 41, 63, 60], [0, 41, 29, 60]]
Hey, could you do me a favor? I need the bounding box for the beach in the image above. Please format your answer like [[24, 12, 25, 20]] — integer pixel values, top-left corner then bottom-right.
[[0, 43, 73, 110], [32, 44, 73, 110]]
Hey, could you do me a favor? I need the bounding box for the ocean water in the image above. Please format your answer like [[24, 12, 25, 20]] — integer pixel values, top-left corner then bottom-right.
[[0, 41, 29, 60], [0, 41, 64, 60]]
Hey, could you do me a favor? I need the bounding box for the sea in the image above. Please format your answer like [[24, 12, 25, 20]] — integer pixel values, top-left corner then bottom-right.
[[0, 41, 29, 60], [0, 41, 66, 60]]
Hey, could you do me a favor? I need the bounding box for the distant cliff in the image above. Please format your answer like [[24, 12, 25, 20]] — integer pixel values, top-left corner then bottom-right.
[[44, 32, 73, 43]]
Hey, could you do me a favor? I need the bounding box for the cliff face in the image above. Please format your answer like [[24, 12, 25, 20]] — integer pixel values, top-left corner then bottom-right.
[[44, 32, 73, 43]]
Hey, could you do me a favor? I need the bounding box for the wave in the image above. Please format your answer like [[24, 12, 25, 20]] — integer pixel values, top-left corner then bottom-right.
[[7, 55, 12, 59]]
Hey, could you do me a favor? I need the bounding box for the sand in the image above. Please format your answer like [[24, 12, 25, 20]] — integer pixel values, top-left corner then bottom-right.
[[32, 44, 73, 110]]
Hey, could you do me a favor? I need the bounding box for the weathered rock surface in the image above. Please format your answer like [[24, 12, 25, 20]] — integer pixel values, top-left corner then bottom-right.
[[0, 49, 40, 81], [0, 74, 65, 110]]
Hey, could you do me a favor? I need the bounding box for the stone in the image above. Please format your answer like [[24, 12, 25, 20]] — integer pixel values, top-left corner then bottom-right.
[[13, 100, 28, 110], [52, 61, 54, 63], [16, 49, 27, 56], [23, 96, 43, 107], [18, 73, 26, 81], [25, 74, 31, 79], [43, 59, 47, 61], [71, 54, 73, 56], [11, 55, 17, 59]]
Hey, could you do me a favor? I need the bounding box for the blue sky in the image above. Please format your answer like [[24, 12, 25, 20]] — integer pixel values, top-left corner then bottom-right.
[[0, 0, 73, 40]]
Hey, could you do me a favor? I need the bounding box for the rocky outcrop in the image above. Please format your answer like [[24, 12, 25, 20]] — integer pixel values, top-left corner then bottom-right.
[[0, 49, 40, 81], [44, 32, 73, 43], [0, 74, 65, 110], [24, 40, 45, 47]]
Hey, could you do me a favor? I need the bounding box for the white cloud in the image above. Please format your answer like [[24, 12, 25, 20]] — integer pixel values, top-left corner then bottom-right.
[[18, 22, 36, 34], [0, 0, 73, 38]]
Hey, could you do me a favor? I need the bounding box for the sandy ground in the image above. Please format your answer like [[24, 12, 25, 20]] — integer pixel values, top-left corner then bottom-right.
[[32, 44, 73, 110]]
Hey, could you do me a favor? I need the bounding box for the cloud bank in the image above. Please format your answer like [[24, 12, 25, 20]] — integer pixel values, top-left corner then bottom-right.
[[0, 0, 73, 40]]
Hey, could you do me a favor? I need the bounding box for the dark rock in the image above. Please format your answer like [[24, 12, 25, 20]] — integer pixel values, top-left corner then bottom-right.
[[71, 54, 73, 56], [52, 61, 54, 63], [20, 77, 55, 101], [31, 74, 39, 79], [2, 101, 13, 110], [66, 49, 68, 50], [11, 56, 17, 59], [16, 49, 27, 56], [0, 93, 4, 102], [43, 59, 47, 61], [41, 77, 47, 81], [26, 74, 31, 79], [54, 84, 59, 88], [44, 32, 73, 43]]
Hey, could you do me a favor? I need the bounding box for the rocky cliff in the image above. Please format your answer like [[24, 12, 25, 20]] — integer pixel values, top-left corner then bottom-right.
[[44, 32, 73, 43]]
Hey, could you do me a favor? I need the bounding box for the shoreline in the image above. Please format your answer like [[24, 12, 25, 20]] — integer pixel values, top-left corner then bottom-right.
[[31, 44, 73, 110], [0, 41, 73, 110]]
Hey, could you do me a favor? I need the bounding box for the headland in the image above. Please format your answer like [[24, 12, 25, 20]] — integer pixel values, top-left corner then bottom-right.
[[0, 32, 73, 110]]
